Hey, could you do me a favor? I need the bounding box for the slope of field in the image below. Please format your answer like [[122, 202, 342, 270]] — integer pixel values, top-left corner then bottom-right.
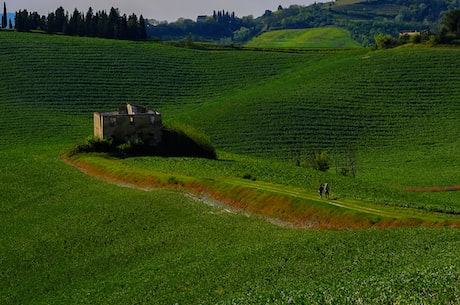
[[334, 0, 366, 5], [1, 32, 458, 158], [2, 145, 460, 304], [332, 0, 412, 19], [64, 151, 460, 229], [245, 27, 362, 48], [1, 32, 460, 304], [0, 31, 459, 207]]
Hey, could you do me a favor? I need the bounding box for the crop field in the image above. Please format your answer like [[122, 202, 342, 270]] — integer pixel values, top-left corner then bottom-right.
[[1, 31, 460, 304], [245, 28, 362, 49], [334, 0, 366, 6]]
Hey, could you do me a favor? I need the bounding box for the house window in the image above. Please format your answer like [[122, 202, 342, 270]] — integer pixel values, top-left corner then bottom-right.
[[129, 116, 135, 125], [109, 116, 117, 126], [149, 116, 155, 125]]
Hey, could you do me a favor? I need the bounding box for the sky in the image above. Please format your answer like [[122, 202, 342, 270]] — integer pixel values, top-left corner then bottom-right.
[[7, 0, 322, 22]]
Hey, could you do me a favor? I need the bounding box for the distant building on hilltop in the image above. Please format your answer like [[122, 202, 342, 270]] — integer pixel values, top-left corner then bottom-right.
[[196, 15, 207, 23], [94, 103, 162, 146], [399, 30, 420, 37]]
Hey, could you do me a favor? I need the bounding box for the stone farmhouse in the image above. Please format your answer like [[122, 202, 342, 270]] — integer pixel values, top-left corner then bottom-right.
[[94, 103, 162, 146], [398, 30, 421, 37]]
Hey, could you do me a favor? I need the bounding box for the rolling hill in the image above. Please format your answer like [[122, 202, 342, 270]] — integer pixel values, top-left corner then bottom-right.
[[245, 27, 362, 48], [1, 32, 460, 304]]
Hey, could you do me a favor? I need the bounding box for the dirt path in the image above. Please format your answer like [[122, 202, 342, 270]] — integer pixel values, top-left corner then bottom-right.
[[220, 178, 460, 225], [63, 154, 460, 229], [223, 178, 403, 219]]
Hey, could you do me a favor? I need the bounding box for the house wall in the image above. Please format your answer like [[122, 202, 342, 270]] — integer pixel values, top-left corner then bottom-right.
[[94, 112, 162, 146], [94, 112, 103, 138]]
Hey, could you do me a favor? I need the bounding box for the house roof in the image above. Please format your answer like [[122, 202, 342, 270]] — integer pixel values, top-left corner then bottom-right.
[[97, 103, 160, 116]]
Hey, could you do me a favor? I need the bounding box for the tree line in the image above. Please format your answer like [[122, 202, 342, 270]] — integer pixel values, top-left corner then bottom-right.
[[148, 9, 254, 43], [14, 6, 147, 40], [147, 0, 459, 46], [375, 9, 460, 49]]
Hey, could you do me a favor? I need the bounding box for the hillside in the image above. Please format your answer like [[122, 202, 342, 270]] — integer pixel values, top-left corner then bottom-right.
[[1, 32, 460, 304], [1, 32, 458, 183], [0, 32, 457, 146], [245, 27, 362, 48], [0, 30, 458, 211], [147, 0, 459, 45]]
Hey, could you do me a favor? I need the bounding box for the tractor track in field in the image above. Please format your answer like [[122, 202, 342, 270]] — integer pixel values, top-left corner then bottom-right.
[[222, 178, 403, 219], [64, 154, 460, 229]]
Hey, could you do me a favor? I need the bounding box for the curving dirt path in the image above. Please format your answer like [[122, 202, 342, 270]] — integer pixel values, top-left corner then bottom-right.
[[63, 154, 460, 229], [223, 178, 403, 219]]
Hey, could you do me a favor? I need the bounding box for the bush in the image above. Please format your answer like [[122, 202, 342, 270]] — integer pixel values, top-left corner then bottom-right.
[[242, 173, 256, 181], [308, 151, 330, 172], [374, 34, 397, 49], [70, 122, 217, 160], [69, 136, 114, 156], [116, 139, 146, 157]]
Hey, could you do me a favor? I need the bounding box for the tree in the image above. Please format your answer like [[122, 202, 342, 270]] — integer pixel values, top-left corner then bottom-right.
[[108, 7, 120, 38], [98, 10, 110, 38], [2, 2, 7, 28], [85, 7, 94, 36], [46, 12, 56, 33], [13, 5, 147, 41], [54, 7, 67, 33], [439, 9, 460, 42], [443, 9, 460, 34], [66, 8, 81, 35], [119, 14, 128, 39], [139, 15, 147, 40], [308, 151, 330, 172], [14, 9, 28, 31], [127, 13, 139, 39], [374, 33, 397, 49]]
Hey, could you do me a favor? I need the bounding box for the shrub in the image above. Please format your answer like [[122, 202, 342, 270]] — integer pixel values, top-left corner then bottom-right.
[[69, 136, 114, 156], [167, 176, 179, 185], [374, 34, 397, 49], [242, 173, 256, 181], [116, 139, 146, 157], [70, 122, 217, 160], [308, 151, 330, 172]]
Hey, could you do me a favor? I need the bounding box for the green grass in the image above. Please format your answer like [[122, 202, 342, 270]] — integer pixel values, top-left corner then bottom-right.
[[334, 0, 367, 5], [245, 27, 362, 49], [2, 146, 460, 304], [1, 32, 460, 304], [66, 151, 460, 227]]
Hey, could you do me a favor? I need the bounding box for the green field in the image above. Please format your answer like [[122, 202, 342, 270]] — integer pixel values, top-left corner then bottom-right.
[[1, 31, 460, 304], [245, 27, 362, 48]]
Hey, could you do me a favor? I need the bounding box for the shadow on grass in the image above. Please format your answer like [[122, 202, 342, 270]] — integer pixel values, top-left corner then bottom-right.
[[70, 128, 217, 160]]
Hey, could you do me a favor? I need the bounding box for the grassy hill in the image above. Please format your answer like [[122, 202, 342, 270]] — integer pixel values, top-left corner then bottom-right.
[[1, 32, 460, 304], [1, 30, 459, 209], [245, 27, 362, 48]]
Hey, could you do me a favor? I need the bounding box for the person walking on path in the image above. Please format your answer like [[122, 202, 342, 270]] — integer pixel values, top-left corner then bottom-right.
[[325, 183, 330, 199], [318, 183, 324, 198]]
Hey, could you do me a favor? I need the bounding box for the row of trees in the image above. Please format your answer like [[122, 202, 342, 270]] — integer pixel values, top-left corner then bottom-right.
[[147, 0, 459, 46], [14, 6, 147, 40], [148, 9, 255, 43], [375, 9, 460, 49]]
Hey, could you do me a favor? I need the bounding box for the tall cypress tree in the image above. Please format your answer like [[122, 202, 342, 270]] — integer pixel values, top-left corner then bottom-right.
[[2, 2, 7, 28], [139, 15, 147, 40]]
